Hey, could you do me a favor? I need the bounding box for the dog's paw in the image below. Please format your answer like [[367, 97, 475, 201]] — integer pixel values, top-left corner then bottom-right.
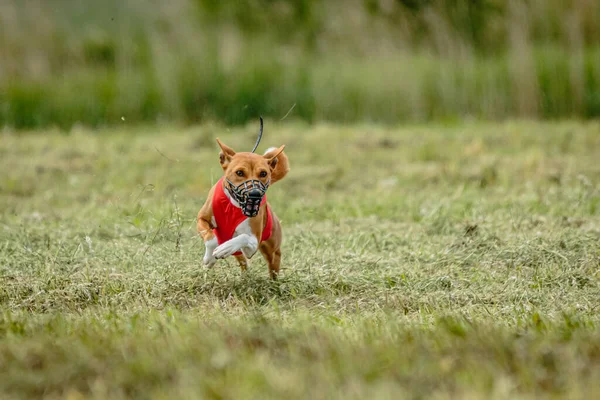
[[203, 237, 218, 266], [213, 241, 239, 259], [203, 254, 217, 267]]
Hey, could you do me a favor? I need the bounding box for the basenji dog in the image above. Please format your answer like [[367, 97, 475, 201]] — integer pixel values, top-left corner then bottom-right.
[[197, 120, 289, 279]]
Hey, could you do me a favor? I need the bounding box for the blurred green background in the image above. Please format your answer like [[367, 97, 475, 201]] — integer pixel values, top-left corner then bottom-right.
[[1, 0, 599, 129]]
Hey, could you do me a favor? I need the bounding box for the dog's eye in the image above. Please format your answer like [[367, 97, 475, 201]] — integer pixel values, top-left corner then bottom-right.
[[259, 171, 267, 178], [236, 170, 244, 177]]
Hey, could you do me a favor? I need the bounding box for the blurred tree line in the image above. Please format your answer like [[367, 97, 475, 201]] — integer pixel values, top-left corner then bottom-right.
[[1, 0, 599, 129]]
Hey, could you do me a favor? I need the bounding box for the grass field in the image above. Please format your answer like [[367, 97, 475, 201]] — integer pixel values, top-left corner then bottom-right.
[[1, 121, 600, 399]]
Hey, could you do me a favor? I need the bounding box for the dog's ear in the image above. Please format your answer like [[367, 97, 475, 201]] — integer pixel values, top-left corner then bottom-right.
[[216, 138, 236, 170], [263, 145, 289, 184], [263, 145, 285, 170]]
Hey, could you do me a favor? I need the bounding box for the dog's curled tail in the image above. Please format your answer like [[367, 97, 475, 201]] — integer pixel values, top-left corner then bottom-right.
[[264, 147, 290, 184]]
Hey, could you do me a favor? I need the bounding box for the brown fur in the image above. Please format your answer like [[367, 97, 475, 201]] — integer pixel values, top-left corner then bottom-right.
[[197, 138, 289, 279]]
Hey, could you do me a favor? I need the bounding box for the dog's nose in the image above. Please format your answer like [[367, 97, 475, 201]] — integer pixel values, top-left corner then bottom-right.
[[248, 189, 262, 198]]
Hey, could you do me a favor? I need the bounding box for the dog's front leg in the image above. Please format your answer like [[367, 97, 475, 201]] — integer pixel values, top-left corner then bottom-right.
[[212, 234, 258, 260], [213, 219, 259, 259], [198, 214, 217, 267], [203, 236, 218, 266]]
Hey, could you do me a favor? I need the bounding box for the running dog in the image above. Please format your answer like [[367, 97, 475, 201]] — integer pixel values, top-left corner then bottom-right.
[[197, 119, 289, 279]]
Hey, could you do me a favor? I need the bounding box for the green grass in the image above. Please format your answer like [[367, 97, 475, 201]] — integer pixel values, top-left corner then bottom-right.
[[1, 121, 600, 399]]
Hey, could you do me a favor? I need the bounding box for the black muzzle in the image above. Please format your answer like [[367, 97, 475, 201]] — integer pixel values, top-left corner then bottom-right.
[[226, 179, 270, 217]]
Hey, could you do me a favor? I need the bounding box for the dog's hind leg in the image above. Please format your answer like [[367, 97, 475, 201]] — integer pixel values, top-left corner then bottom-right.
[[260, 245, 281, 280], [269, 249, 281, 280], [234, 254, 248, 272], [258, 211, 283, 280]]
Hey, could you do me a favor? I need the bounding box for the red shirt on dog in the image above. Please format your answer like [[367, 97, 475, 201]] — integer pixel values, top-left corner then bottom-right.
[[212, 177, 273, 255]]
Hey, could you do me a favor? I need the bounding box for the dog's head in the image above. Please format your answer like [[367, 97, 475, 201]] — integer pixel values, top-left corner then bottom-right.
[[216, 138, 289, 217]]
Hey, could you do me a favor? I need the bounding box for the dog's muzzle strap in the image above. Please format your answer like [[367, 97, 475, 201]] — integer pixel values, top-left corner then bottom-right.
[[226, 178, 270, 217]]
